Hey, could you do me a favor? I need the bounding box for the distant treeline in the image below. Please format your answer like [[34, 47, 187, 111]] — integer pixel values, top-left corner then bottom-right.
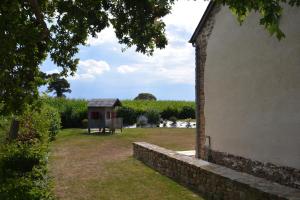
[[43, 97, 196, 127]]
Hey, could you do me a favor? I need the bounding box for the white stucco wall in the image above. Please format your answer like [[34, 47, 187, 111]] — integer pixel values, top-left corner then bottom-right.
[[204, 5, 300, 168]]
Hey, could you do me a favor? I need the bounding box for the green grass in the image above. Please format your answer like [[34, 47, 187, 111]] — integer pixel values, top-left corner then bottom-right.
[[49, 128, 204, 200], [88, 158, 200, 200]]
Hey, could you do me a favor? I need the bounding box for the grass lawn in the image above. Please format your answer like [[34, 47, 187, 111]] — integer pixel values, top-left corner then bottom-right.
[[49, 128, 205, 200]]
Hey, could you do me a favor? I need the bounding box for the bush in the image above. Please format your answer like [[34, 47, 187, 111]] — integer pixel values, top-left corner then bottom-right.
[[136, 115, 148, 127], [178, 106, 195, 119], [60, 105, 87, 128], [0, 173, 53, 200], [0, 142, 46, 173], [161, 107, 178, 120], [42, 97, 87, 128], [169, 116, 177, 127], [0, 160, 52, 199], [42, 106, 61, 141], [16, 103, 60, 142], [18, 105, 51, 143], [135, 109, 146, 118], [145, 109, 160, 125], [82, 119, 88, 128], [0, 103, 54, 200], [0, 115, 10, 143], [116, 107, 137, 126]]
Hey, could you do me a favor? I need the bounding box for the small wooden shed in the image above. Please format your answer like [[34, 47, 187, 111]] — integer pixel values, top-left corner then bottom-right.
[[87, 98, 123, 134]]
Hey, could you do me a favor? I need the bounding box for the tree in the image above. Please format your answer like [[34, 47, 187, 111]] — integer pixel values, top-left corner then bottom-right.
[[0, 0, 174, 115], [47, 73, 71, 98], [179, 106, 195, 119], [116, 107, 137, 126], [145, 109, 160, 125], [134, 93, 157, 101]]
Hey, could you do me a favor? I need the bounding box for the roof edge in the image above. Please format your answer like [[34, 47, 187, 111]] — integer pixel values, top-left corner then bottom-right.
[[189, 1, 215, 44], [87, 98, 122, 107], [114, 98, 122, 107]]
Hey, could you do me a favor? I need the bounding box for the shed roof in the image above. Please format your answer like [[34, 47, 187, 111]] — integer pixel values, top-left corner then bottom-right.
[[88, 98, 122, 108], [189, 1, 215, 44]]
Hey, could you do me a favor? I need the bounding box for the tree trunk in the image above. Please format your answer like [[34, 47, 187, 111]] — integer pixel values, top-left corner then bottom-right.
[[9, 118, 19, 140]]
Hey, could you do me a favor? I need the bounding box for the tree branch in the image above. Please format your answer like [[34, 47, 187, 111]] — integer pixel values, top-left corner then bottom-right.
[[26, 0, 50, 40]]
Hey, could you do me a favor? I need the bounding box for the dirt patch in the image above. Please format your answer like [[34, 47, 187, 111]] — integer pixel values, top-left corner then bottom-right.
[[50, 138, 131, 199]]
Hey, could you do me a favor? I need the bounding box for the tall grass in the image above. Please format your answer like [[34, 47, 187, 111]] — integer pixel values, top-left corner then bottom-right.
[[122, 100, 195, 112], [42, 97, 87, 128]]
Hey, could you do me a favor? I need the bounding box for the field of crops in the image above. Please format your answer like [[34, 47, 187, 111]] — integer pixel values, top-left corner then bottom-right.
[[42, 97, 87, 128], [122, 100, 195, 112], [43, 97, 87, 112]]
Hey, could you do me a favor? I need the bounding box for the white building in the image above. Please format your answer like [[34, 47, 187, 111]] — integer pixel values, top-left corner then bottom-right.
[[190, 2, 300, 188]]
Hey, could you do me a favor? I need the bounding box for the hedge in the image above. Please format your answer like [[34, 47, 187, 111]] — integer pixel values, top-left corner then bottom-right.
[[0, 103, 59, 200]]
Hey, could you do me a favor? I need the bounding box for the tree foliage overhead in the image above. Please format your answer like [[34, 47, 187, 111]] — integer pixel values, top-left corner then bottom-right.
[[47, 73, 71, 98], [215, 0, 300, 40], [0, 0, 175, 114]]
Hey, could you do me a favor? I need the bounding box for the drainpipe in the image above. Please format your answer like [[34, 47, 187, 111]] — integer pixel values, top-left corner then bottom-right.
[[195, 44, 201, 158], [193, 41, 200, 158], [205, 135, 212, 161]]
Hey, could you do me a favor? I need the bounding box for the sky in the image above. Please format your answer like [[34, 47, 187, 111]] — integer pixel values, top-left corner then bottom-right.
[[41, 1, 209, 101]]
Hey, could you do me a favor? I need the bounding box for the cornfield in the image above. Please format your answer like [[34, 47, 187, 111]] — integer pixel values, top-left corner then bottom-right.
[[43, 97, 196, 127], [122, 100, 195, 112]]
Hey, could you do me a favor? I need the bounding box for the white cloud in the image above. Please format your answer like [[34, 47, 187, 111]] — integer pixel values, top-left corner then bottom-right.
[[69, 73, 95, 81], [45, 69, 60, 75], [117, 65, 139, 74], [113, 37, 195, 84], [163, 0, 209, 32], [107, 1, 209, 85], [79, 60, 110, 75], [74, 1, 208, 85], [154, 67, 194, 84], [68, 59, 110, 81], [124, 43, 195, 84], [86, 27, 118, 46]]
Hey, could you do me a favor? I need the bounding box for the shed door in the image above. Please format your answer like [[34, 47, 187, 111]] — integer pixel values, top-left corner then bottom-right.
[[106, 111, 111, 119]]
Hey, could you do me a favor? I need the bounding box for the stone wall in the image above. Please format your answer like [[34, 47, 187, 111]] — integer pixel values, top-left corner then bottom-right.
[[206, 148, 300, 189], [133, 142, 300, 200]]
